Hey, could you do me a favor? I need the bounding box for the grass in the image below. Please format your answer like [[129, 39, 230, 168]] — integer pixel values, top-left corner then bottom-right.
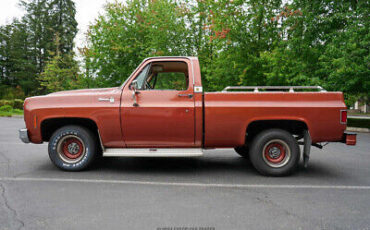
[[0, 109, 23, 117], [348, 118, 370, 129]]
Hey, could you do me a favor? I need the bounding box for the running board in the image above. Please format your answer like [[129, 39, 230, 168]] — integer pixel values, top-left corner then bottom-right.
[[103, 148, 203, 157]]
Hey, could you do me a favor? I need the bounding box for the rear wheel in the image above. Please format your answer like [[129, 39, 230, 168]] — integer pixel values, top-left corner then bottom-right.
[[48, 125, 98, 171], [234, 145, 249, 158], [249, 129, 300, 176]]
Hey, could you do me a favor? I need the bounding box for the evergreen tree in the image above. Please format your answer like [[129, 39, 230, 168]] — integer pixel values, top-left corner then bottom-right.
[[48, 0, 78, 54], [0, 0, 78, 96], [20, 0, 77, 74], [0, 24, 13, 86], [39, 52, 80, 93]]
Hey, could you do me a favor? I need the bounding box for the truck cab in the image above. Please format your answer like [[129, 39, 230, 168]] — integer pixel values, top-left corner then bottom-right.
[[120, 57, 203, 148]]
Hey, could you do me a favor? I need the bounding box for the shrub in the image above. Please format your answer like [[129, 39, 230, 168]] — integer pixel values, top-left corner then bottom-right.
[[0, 99, 24, 110], [0, 99, 14, 107], [13, 99, 24, 110], [0, 86, 25, 100], [12, 109, 24, 115], [348, 118, 370, 129], [0, 105, 13, 112], [0, 111, 12, 117]]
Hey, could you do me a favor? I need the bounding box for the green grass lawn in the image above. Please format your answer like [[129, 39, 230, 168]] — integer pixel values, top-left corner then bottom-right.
[[0, 109, 23, 117]]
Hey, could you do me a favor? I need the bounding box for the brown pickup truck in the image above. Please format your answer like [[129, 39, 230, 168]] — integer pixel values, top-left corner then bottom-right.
[[19, 56, 356, 176]]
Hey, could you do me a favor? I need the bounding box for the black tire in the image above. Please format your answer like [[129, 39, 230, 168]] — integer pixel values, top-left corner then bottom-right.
[[234, 146, 249, 158], [48, 125, 98, 171], [249, 129, 300, 176]]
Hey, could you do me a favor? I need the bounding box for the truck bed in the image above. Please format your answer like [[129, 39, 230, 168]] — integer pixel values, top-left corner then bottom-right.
[[204, 92, 347, 147]]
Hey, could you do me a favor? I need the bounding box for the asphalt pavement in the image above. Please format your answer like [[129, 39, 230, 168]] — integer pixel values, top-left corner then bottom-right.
[[0, 117, 369, 230]]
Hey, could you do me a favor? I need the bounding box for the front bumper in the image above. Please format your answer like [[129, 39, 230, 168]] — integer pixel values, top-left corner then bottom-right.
[[341, 132, 357, 145], [19, 128, 30, 143]]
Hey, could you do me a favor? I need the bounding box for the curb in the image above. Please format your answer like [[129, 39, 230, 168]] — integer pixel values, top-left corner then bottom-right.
[[348, 116, 370, 120], [346, 127, 370, 133]]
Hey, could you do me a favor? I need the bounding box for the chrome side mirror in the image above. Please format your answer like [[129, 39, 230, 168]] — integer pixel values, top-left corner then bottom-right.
[[130, 80, 139, 107], [130, 80, 138, 91]]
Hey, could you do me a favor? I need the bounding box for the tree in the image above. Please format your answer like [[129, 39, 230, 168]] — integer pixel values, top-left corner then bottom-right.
[[317, 0, 369, 101], [0, 20, 35, 97], [81, 0, 370, 104], [20, 0, 77, 73], [84, 0, 192, 87], [48, 0, 78, 54], [0, 0, 78, 97], [38, 37, 80, 93], [1, 0, 368, 106], [0, 24, 13, 86]]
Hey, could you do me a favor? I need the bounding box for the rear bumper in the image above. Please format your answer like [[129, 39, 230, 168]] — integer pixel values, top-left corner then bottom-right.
[[341, 132, 357, 145], [19, 128, 30, 143]]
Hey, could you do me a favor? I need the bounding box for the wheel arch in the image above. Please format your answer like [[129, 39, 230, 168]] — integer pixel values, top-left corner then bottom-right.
[[245, 119, 309, 142], [40, 117, 99, 142]]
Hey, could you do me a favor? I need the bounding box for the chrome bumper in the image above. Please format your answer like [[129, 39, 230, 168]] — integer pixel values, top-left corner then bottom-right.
[[19, 128, 30, 143]]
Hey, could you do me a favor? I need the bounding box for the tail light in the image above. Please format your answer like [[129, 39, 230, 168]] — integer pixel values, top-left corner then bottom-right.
[[340, 110, 347, 124]]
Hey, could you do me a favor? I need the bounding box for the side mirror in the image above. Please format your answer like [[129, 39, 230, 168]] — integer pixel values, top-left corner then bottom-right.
[[130, 80, 138, 91], [130, 80, 139, 107]]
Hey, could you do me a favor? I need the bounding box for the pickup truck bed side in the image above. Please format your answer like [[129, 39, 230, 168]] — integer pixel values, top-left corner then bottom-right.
[[204, 92, 346, 147]]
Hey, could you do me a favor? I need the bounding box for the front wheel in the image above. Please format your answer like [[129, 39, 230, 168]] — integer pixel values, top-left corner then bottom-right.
[[249, 129, 300, 176], [48, 125, 98, 171]]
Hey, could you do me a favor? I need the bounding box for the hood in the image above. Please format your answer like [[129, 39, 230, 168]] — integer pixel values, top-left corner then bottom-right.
[[47, 87, 119, 96]]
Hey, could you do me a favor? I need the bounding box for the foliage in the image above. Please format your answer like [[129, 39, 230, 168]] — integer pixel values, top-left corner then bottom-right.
[[0, 0, 78, 96], [38, 35, 81, 93], [0, 105, 13, 112], [39, 53, 80, 93], [0, 99, 24, 109], [0, 0, 369, 107], [13, 99, 24, 110], [0, 85, 25, 100], [0, 100, 14, 107], [0, 105, 23, 117], [82, 0, 369, 105], [83, 0, 192, 87], [348, 118, 370, 129]]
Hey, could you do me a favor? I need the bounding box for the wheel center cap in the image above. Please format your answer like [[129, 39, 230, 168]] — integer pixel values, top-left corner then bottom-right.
[[67, 142, 80, 155], [269, 147, 281, 159]]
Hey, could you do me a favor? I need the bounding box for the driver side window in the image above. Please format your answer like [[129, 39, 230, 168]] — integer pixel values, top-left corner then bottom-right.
[[149, 72, 188, 91], [134, 61, 189, 91]]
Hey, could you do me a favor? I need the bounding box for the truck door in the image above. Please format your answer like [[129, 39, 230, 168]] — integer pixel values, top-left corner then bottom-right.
[[120, 59, 195, 147]]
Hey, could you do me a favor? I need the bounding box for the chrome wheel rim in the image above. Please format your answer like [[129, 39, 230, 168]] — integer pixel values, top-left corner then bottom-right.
[[57, 135, 86, 164], [262, 139, 291, 168]]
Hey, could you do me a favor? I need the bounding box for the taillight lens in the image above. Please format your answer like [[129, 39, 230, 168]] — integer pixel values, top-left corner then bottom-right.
[[340, 110, 347, 124]]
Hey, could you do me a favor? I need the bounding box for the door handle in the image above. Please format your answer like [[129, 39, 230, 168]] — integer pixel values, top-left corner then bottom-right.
[[178, 94, 193, 98], [98, 97, 114, 103]]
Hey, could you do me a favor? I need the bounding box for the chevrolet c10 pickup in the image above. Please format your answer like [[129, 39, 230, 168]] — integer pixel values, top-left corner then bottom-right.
[[19, 56, 356, 176]]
